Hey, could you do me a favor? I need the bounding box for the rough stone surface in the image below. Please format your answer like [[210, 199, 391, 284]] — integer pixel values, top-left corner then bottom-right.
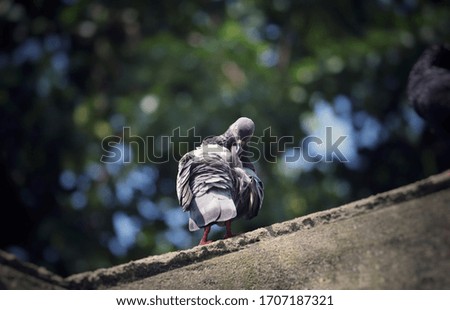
[[1, 170, 450, 289], [112, 188, 450, 289], [0, 250, 66, 289]]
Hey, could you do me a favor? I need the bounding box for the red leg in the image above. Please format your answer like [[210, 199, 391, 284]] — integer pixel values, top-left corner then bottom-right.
[[223, 220, 234, 239], [199, 225, 212, 245]]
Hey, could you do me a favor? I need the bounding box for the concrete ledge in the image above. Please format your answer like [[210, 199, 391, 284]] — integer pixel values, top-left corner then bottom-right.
[[0, 250, 66, 289], [65, 170, 450, 289], [1, 171, 449, 289]]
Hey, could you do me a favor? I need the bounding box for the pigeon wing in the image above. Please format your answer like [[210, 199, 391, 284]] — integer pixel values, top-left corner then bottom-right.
[[234, 167, 264, 220], [176, 151, 195, 211], [176, 145, 238, 230]]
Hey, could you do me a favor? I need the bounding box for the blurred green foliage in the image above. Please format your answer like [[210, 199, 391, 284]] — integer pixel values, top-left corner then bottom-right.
[[1, 0, 449, 276]]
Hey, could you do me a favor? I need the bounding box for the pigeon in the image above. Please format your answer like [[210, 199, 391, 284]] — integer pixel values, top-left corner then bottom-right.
[[176, 117, 264, 245], [407, 44, 450, 136]]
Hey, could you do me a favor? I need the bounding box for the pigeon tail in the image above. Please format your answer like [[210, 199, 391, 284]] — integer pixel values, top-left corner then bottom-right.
[[188, 189, 237, 231]]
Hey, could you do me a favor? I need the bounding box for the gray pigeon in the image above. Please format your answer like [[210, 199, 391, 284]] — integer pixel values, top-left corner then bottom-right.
[[176, 117, 264, 245]]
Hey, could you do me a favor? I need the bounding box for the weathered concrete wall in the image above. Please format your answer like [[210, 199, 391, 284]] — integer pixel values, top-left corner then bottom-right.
[[68, 170, 450, 290], [1, 170, 450, 289], [0, 251, 66, 289], [111, 188, 450, 289]]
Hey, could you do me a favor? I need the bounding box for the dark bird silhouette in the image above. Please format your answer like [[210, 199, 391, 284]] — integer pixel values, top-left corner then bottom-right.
[[176, 117, 264, 245], [407, 44, 450, 136]]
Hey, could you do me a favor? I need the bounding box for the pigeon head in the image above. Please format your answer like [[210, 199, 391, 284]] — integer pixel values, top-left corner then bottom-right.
[[227, 117, 255, 146], [222, 117, 255, 156]]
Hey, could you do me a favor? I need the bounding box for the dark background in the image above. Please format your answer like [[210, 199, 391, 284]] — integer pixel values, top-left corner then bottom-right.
[[1, 0, 449, 277]]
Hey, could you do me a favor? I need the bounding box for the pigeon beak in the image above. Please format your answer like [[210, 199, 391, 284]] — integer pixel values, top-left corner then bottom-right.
[[231, 143, 241, 167], [236, 139, 242, 153]]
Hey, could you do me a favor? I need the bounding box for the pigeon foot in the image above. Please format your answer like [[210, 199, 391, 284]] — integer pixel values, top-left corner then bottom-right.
[[198, 239, 212, 245], [198, 225, 212, 245], [223, 233, 234, 239]]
